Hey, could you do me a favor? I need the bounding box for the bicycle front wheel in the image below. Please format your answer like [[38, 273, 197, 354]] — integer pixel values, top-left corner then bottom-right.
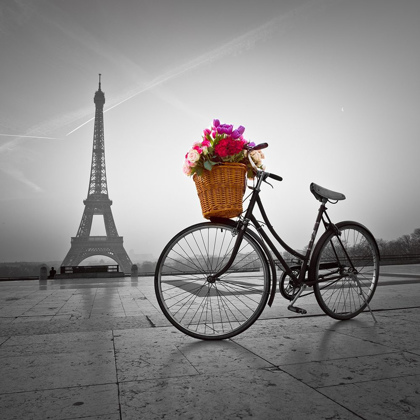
[[155, 222, 270, 340], [310, 222, 380, 320]]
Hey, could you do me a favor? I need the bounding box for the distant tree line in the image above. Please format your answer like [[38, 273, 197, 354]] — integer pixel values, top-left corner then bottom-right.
[[377, 228, 420, 256], [137, 261, 157, 274], [0, 262, 61, 279]]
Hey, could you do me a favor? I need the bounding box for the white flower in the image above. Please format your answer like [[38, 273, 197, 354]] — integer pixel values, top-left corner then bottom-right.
[[250, 150, 262, 165], [187, 149, 200, 163]]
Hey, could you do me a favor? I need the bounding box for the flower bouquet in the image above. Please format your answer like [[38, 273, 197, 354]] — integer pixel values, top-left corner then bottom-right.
[[183, 119, 266, 219], [183, 119, 265, 179]]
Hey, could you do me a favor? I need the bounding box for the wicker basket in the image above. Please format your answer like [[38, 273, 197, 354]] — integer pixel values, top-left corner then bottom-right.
[[193, 163, 247, 219]]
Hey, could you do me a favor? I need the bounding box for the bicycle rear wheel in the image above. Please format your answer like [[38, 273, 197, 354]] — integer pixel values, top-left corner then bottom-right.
[[154, 222, 270, 340], [310, 222, 379, 320]]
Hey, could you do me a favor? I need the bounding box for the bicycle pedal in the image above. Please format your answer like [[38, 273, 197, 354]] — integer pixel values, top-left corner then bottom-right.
[[287, 305, 307, 315]]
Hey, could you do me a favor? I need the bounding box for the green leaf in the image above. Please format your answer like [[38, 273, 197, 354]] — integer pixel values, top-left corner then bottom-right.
[[204, 161, 213, 171]]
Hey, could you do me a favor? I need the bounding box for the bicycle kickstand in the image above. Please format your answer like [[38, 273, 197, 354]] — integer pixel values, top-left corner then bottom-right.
[[354, 276, 378, 324], [287, 285, 308, 315]]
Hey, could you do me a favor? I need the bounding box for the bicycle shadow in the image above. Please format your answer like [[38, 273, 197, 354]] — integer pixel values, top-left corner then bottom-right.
[[175, 337, 270, 374], [321, 312, 380, 332], [314, 314, 384, 358]]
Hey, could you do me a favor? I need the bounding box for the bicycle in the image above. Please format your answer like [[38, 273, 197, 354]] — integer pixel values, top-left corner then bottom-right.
[[154, 143, 380, 340]]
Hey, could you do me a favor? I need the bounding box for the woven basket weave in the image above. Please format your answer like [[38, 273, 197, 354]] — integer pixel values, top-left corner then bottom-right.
[[193, 163, 247, 219]]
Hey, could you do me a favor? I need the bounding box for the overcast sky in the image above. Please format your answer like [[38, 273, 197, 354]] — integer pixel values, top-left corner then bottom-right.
[[0, 0, 419, 263]]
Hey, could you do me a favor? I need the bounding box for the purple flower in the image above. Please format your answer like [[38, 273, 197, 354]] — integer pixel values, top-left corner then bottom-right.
[[213, 119, 220, 128], [231, 130, 240, 139], [217, 124, 233, 135], [231, 125, 245, 139], [248, 142, 256, 148]]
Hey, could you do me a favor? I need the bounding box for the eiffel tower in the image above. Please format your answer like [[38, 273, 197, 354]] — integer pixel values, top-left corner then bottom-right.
[[62, 75, 132, 273]]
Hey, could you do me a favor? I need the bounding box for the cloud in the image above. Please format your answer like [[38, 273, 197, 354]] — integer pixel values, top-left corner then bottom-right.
[[0, 0, 38, 36], [0, 162, 44, 197]]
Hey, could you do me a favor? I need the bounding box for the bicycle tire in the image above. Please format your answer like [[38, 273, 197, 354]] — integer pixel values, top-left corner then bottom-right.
[[154, 222, 270, 340], [310, 221, 380, 320]]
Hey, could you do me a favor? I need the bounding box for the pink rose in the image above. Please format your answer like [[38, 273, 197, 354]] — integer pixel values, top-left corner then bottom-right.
[[187, 149, 200, 163], [183, 162, 192, 175]]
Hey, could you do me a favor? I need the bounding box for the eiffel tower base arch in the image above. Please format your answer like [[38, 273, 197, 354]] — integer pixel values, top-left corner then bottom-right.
[[62, 236, 132, 274]]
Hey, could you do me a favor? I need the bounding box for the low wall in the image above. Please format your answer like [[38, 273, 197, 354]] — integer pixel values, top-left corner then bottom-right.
[[55, 272, 125, 279]]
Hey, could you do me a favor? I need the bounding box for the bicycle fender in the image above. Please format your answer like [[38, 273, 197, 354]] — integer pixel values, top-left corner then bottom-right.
[[247, 228, 278, 307], [309, 220, 381, 282], [210, 218, 278, 307], [334, 221, 381, 261]]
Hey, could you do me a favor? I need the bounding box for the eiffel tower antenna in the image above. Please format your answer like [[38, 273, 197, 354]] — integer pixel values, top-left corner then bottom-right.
[[62, 75, 132, 273]]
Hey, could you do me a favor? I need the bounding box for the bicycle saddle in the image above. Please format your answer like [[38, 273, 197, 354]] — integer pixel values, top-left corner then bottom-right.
[[310, 183, 346, 202]]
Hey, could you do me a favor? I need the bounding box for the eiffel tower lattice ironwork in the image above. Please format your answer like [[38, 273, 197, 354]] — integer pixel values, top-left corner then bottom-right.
[[62, 75, 132, 273]]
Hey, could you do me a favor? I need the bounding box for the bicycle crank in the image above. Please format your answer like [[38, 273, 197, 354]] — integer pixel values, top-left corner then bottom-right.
[[279, 269, 301, 300], [287, 284, 308, 315]]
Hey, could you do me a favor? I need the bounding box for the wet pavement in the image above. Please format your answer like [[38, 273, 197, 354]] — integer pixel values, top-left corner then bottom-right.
[[0, 267, 419, 419]]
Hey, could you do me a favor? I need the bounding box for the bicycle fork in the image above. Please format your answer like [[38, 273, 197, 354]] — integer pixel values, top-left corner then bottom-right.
[[207, 221, 247, 282]]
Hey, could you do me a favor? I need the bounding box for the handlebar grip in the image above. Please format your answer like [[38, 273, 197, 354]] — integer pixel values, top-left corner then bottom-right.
[[253, 142, 268, 150], [268, 172, 283, 182], [244, 142, 268, 151]]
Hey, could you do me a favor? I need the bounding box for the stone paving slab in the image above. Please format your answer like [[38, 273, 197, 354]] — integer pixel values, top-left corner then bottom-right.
[[325, 311, 420, 354], [0, 275, 419, 419], [0, 384, 120, 420], [232, 319, 392, 366], [318, 375, 420, 420], [0, 329, 116, 394], [0, 315, 164, 337], [280, 351, 420, 388], [1, 330, 114, 356], [119, 369, 362, 420], [114, 327, 272, 381]]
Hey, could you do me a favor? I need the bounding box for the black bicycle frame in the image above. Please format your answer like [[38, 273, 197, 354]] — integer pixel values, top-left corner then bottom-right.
[[250, 195, 328, 285], [211, 172, 330, 286]]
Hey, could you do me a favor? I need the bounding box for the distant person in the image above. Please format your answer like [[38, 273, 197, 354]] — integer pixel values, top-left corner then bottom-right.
[[49, 267, 56, 279]]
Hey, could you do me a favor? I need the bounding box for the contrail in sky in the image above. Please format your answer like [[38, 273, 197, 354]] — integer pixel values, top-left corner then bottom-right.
[[0, 133, 60, 140], [66, 72, 198, 136], [66, 0, 327, 137]]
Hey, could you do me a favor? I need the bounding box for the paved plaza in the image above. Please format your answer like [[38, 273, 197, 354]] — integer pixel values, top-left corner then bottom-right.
[[0, 266, 419, 419]]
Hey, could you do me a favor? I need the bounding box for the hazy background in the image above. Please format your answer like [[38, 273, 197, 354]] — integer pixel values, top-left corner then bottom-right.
[[0, 0, 419, 263]]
